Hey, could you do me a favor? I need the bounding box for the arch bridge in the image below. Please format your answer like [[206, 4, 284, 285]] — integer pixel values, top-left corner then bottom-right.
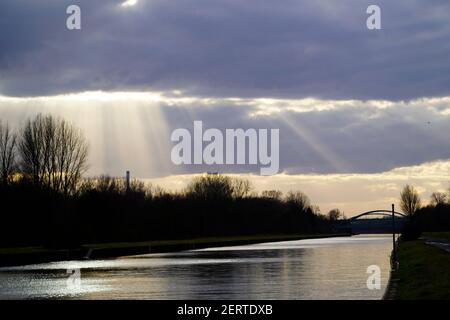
[[334, 209, 407, 234], [350, 210, 407, 221]]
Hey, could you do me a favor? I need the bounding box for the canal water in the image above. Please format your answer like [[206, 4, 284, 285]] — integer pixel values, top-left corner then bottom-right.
[[0, 235, 392, 300]]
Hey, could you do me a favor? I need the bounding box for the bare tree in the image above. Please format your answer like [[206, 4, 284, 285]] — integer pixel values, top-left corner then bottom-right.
[[327, 208, 342, 221], [0, 121, 17, 186], [430, 192, 447, 206], [18, 114, 88, 195], [400, 185, 421, 216], [19, 114, 48, 186], [185, 173, 234, 200], [231, 178, 252, 199], [285, 191, 311, 212]]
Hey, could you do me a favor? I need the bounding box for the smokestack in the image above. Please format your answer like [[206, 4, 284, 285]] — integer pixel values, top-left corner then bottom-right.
[[126, 170, 131, 192]]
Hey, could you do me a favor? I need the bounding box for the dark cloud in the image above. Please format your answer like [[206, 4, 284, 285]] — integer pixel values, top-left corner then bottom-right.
[[0, 0, 449, 99]]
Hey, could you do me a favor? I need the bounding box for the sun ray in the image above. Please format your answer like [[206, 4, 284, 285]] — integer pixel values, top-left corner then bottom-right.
[[277, 113, 349, 173]]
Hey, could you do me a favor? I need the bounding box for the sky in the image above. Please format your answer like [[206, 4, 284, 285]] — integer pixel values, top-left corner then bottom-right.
[[1, 0, 450, 215]]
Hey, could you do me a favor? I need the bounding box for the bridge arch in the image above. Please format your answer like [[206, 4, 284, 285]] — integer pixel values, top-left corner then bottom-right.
[[350, 210, 406, 221]]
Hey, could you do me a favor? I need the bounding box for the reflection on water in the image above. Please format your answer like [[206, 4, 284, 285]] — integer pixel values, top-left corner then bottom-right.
[[0, 235, 392, 300]]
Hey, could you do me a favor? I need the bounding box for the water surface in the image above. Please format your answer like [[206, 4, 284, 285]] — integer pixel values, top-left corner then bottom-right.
[[0, 235, 392, 299]]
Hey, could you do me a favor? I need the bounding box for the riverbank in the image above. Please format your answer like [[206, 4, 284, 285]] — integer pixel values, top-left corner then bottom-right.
[[0, 233, 350, 267], [388, 233, 450, 299]]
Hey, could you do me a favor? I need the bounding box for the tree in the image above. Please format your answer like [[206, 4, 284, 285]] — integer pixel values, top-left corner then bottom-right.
[[327, 208, 342, 221], [185, 173, 234, 200], [18, 114, 88, 195], [400, 185, 421, 216], [311, 205, 322, 216], [430, 192, 447, 206], [285, 191, 311, 212], [231, 178, 252, 199], [0, 121, 17, 186]]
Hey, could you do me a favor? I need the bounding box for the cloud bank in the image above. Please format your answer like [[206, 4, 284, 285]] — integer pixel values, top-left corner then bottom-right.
[[1, 0, 449, 99]]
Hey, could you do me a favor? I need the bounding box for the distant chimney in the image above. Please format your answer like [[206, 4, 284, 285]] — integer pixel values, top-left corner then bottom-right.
[[126, 170, 131, 192]]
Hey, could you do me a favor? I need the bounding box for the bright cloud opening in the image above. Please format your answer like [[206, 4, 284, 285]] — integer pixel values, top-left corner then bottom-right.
[[121, 0, 138, 7]]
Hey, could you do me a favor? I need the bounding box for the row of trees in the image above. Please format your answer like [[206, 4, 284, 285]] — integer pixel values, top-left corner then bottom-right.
[[1, 172, 335, 248], [0, 114, 336, 248], [399, 183, 450, 215], [399, 184, 450, 237]]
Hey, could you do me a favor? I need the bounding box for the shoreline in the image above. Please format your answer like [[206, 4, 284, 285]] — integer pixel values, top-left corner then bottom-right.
[[383, 239, 400, 300], [383, 233, 450, 300], [0, 233, 351, 267], [382, 261, 399, 300]]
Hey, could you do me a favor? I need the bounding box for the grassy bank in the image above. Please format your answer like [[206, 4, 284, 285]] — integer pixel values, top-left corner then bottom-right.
[[392, 239, 450, 299], [0, 233, 348, 267]]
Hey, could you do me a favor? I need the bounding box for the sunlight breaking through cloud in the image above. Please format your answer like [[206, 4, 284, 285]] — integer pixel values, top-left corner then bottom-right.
[[121, 0, 138, 7], [1, 91, 450, 215]]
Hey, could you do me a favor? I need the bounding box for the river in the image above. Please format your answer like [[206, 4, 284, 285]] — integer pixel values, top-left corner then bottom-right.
[[0, 234, 392, 300]]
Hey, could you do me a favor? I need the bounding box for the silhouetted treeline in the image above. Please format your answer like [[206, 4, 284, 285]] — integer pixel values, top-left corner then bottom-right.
[[0, 174, 333, 248], [399, 185, 450, 238], [0, 115, 333, 249], [412, 204, 450, 232]]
